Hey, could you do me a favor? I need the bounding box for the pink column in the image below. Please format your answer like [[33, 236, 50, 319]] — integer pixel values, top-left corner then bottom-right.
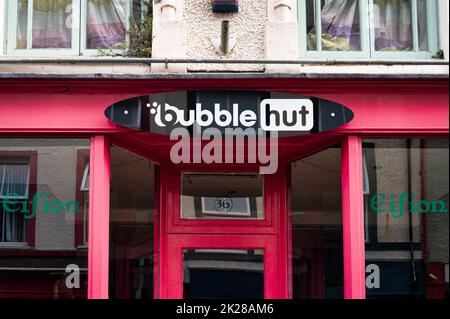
[[88, 136, 111, 299], [341, 135, 366, 299]]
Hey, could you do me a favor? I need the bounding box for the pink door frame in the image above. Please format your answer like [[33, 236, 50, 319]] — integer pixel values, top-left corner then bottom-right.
[[342, 136, 366, 298], [88, 135, 111, 299], [156, 162, 288, 299], [0, 78, 448, 299], [165, 234, 280, 299]]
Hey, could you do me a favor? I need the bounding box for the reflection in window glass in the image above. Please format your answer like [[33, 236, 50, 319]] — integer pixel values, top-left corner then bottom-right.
[[307, 0, 361, 51], [364, 139, 449, 299], [181, 173, 264, 220], [183, 249, 264, 299], [109, 146, 158, 299], [306, 0, 316, 51], [16, 0, 28, 49], [291, 147, 343, 299], [32, 0, 73, 48], [0, 160, 29, 242], [0, 139, 89, 298], [417, 0, 429, 51], [86, 0, 128, 49], [78, 154, 90, 246]]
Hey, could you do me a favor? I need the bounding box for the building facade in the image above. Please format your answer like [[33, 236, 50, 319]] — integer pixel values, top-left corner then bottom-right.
[[0, 0, 448, 299]]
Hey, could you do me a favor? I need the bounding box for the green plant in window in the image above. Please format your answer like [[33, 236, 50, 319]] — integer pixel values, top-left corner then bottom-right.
[[432, 49, 445, 59], [126, 6, 153, 58], [97, 0, 152, 58]]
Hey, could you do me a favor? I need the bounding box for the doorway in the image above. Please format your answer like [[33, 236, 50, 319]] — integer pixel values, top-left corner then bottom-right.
[[109, 136, 345, 299]]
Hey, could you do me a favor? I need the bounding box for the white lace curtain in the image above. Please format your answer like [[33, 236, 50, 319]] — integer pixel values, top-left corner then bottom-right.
[[87, 0, 128, 49], [373, 0, 428, 51], [0, 163, 29, 242], [0, 163, 29, 197]]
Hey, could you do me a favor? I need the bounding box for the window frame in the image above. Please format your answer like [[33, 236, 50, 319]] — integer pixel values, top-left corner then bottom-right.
[[369, 0, 439, 59], [164, 234, 279, 299], [6, 0, 136, 57], [0, 158, 29, 243], [298, 0, 371, 59], [7, 0, 81, 57], [180, 172, 264, 220], [166, 164, 284, 235], [298, 0, 439, 60], [79, 0, 133, 56]]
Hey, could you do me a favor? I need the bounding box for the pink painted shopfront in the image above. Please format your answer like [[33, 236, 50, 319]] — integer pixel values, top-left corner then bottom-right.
[[0, 76, 448, 299]]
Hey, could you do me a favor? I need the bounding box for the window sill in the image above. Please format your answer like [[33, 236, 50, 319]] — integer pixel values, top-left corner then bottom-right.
[[0, 242, 30, 249], [0, 56, 447, 64], [0, 69, 447, 80], [0, 57, 448, 79]]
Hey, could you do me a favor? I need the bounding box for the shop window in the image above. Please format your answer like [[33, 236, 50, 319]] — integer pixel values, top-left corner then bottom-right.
[[109, 145, 158, 299], [363, 139, 449, 299], [298, 0, 438, 59], [7, 0, 151, 56], [180, 173, 264, 220], [0, 139, 89, 298], [291, 146, 344, 299], [0, 159, 30, 243], [183, 249, 264, 299]]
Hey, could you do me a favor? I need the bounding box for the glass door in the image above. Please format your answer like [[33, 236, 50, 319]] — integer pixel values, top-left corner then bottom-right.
[[289, 145, 344, 299], [108, 145, 159, 299], [158, 165, 286, 299]]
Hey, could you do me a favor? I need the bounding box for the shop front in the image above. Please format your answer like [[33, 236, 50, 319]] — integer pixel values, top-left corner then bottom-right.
[[0, 76, 448, 299]]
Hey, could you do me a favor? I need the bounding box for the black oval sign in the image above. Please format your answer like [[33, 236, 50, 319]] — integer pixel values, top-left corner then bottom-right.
[[105, 90, 354, 136]]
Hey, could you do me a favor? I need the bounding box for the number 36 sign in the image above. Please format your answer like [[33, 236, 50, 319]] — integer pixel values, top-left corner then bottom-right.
[[201, 197, 251, 217]]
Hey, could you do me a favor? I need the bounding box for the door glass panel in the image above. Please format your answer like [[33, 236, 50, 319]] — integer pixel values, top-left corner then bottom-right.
[[181, 173, 264, 220], [109, 146, 158, 299], [183, 249, 264, 299], [291, 147, 344, 299]]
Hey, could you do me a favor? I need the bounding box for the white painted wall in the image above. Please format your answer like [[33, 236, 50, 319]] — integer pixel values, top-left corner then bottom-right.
[[183, 0, 266, 72], [151, 0, 187, 73], [265, 0, 300, 73]]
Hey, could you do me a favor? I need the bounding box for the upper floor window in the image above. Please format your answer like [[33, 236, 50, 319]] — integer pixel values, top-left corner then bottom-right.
[[7, 0, 149, 56], [298, 0, 439, 59]]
